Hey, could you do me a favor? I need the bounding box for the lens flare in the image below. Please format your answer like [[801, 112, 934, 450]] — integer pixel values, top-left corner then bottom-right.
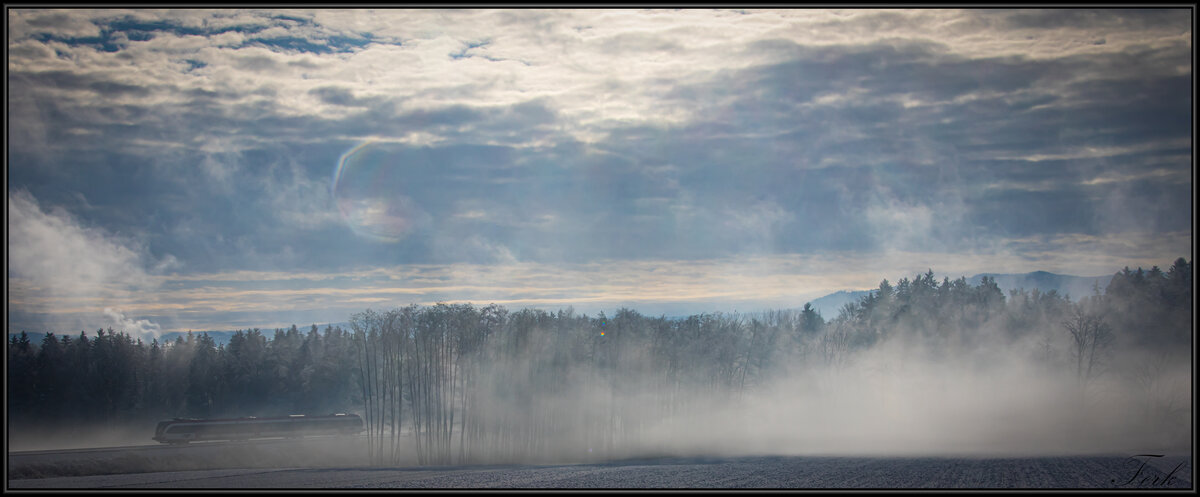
[[332, 140, 423, 242]]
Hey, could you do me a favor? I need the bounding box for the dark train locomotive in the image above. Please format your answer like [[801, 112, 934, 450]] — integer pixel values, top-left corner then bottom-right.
[[153, 413, 363, 444]]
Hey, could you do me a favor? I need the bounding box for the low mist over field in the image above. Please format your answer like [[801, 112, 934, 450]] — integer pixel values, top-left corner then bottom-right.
[[334, 269, 1189, 464]]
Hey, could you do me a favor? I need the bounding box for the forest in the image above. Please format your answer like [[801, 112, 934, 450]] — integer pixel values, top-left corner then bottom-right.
[[7, 258, 1192, 463]]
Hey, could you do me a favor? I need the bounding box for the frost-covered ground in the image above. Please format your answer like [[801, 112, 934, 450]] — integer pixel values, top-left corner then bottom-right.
[[8, 454, 1192, 489]]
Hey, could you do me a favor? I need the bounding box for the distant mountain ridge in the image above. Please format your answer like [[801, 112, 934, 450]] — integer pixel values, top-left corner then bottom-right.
[[806, 270, 1114, 319], [806, 290, 873, 320]]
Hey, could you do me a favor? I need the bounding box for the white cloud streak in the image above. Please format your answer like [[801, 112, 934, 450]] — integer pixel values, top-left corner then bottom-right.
[[7, 189, 168, 337]]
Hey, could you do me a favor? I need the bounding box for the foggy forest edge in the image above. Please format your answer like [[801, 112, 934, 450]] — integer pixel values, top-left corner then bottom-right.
[[7, 258, 1193, 463]]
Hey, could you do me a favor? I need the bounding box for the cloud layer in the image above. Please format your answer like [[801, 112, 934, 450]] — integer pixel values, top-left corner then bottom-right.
[[6, 8, 1192, 333]]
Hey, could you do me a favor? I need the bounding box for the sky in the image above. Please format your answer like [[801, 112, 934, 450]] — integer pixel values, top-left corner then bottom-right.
[[6, 8, 1193, 337]]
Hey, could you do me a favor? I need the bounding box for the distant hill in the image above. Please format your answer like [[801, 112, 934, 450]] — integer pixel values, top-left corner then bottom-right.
[[967, 271, 1112, 301], [807, 290, 874, 319], [806, 270, 1114, 319]]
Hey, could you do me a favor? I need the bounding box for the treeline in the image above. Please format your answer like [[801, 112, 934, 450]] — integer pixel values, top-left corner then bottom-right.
[[824, 260, 1192, 353], [349, 303, 824, 465], [820, 259, 1191, 379], [7, 258, 1191, 461], [6, 324, 361, 436]]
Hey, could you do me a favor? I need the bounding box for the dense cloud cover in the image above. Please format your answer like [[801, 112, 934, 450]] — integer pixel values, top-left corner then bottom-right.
[[6, 8, 1192, 334]]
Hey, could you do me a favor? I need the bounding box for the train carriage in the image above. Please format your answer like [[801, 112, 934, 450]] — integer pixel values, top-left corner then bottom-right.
[[153, 413, 363, 444]]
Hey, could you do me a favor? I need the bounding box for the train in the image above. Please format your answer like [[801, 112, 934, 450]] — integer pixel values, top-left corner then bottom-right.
[[153, 413, 364, 444]]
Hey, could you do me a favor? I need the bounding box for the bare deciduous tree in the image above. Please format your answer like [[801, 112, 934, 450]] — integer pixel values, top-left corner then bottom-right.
[[1062, 299, 1113, 387]]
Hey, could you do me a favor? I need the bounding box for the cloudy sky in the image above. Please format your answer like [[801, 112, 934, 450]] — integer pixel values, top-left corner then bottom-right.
[[6, 8, 1192, 336]]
